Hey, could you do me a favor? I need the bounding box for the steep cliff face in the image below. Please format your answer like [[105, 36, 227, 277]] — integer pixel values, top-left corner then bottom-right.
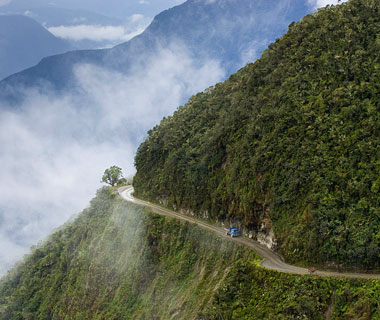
[[133, 0, 380, 269], [0, 188, 379, 319]]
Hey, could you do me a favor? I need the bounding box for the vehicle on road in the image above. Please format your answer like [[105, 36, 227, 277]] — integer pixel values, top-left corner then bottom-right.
[[226, 227, 240, 237], [309, 267, 317, 275], [119, 186, 380, 280]]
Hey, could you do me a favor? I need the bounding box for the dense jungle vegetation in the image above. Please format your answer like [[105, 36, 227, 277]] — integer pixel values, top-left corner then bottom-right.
[[0, 188, 248, 319], [134, 0, 380, 269], [1, 187, 379, 319]]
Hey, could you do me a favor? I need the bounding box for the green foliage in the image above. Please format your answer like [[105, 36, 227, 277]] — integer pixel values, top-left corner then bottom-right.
[[134, 0, 380, 269], [199, 261, 380, 320], [101, 165, 126, 187], [0, 187, 255, 319], [0, 188, 379, 319]]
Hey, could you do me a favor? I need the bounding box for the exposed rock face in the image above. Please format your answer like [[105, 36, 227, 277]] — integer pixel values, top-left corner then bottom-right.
[[257, 218, 277, 250], [257, 229, 277, 250]]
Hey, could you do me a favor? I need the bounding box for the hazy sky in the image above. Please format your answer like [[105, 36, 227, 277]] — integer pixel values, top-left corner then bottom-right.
[[0, 0, 349, 275], [0, 0, 186, 19], [56, 0, 186, 18], [0, 0, 347, 20], [0, 0, 187, 47], [0, 0, 347, 47]]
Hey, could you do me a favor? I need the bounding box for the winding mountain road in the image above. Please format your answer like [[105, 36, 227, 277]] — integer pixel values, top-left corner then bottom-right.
[[119, 186, 380, 280]]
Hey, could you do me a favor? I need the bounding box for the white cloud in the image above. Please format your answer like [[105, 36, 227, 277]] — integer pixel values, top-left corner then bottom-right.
[[240, 39, 267, 66], [0, 44, 224, 275], [48, 14, 150, 43], [308, 0, 348, 9], [48, 24, 143, 42], [73, 47, 224, 132], [0, 234, 26, 274], [0, 95, 137, 276]]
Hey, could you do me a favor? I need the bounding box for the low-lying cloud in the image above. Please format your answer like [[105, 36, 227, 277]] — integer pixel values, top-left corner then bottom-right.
[[0, 45, 224, 275], [48, 14, 150, 44], [48, 24, 141, 42]]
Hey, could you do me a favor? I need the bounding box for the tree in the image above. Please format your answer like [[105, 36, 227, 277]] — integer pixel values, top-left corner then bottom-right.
[[101, 166, 125, 186]]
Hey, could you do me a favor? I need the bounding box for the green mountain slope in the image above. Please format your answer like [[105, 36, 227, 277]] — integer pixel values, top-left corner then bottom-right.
[[0, 188, 249, 319], [0, 188, 379, 319], [134, 0, 380, 269]]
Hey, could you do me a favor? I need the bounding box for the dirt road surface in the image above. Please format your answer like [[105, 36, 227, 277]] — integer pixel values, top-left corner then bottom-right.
[[119, 186, 380, 280]]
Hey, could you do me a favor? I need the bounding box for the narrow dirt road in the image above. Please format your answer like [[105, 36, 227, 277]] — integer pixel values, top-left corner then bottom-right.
[[119, 186, 380, 280]]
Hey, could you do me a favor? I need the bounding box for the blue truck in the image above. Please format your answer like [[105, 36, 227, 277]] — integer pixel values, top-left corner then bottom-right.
[[226, 227, 240, 237]]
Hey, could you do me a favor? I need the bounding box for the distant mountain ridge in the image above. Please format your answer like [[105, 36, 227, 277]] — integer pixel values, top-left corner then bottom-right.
[[0, 15, 71, 80], [0, 0, 121, 27], [0, 0, 130, 49], [0, 0, 310, 104]]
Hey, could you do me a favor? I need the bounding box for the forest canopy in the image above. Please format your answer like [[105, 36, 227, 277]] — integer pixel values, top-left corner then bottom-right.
[[134, 0, 380, 269]]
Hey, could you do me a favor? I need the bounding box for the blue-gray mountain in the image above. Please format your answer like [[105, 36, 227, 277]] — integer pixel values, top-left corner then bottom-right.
[[0, 0, 176, 22], [0, 0, 124, 50], [0, 0, 310, 105], [0, 15, 71, 81], [0, 0, 121, 27]]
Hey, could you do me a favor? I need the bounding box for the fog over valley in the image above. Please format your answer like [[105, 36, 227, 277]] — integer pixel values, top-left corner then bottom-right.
[[0, 0, 341, 275], [0, 48, 224, 274]]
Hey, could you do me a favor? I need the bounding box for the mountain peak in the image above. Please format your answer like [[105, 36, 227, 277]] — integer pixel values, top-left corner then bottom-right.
[[0, 0, 309, 103], [0, 14, 71, 80]]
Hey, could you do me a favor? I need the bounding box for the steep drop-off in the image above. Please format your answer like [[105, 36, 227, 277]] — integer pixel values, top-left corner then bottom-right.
[[134, 0, 380, 269], [0, 187, 248, 319], [1, 188, 379, 319]]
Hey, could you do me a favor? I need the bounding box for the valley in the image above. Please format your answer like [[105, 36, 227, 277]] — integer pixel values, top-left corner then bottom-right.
[[1, 0, 380, 318]]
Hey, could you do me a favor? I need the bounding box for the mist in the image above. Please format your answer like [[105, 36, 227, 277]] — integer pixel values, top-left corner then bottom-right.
[[0, 45, 224, 275], [47, 14, 151, 48], [0, 0, 324, 276], [308, 0, 348, 9]]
